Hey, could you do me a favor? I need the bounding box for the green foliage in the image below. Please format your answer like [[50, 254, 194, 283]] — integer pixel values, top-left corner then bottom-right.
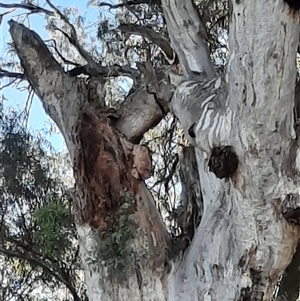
[[34, 202, 71, 259], [0, 105, 84, 301], [98, 193, 137, 281]]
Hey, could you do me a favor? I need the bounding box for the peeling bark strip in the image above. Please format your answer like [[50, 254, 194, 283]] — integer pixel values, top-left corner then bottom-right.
[[74, 106, 129, 229], [171, 76, 229, 154]]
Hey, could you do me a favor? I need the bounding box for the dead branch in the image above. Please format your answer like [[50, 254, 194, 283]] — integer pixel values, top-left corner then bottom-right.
[[44, 0, 102, 75], [67, 63, 140, 79], [98, 0, 161, 10], [0, 246, 81, 301], [0, 68, 26, 80], [46, 39, 82, 67], [0, 2, 54, 16]]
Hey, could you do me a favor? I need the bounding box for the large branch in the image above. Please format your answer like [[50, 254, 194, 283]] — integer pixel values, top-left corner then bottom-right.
[[166, 1, 300, 301], [115, 67, 175, 142], [118, 24, 176, 63], [161, 0, 215, 80], [8, 20, 86, 156]]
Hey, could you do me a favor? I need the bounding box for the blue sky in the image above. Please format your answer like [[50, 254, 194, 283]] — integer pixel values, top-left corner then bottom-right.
[[1, 0, 102, 151]]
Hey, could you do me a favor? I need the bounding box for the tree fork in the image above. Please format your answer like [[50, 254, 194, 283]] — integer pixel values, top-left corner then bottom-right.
[[7, 0, 300, 299]]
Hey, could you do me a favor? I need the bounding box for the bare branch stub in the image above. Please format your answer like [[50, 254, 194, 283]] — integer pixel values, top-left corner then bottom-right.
[[208, 146, 239, 179]]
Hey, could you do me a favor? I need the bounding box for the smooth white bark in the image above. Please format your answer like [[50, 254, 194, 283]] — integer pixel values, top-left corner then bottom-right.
[[161, 0, 215, 80]]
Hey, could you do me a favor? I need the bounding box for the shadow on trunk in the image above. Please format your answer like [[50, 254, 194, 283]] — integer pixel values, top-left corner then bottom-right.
[[276, 239, 300, 301]]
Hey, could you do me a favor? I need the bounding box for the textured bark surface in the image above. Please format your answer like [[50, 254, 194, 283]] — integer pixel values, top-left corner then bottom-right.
[[7, 0, 300, 300], [161, 0, 215, 80], [166, 1, 300, 300]]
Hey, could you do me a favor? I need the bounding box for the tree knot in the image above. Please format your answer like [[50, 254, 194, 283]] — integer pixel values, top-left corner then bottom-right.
[[208, 145, 239, 179]]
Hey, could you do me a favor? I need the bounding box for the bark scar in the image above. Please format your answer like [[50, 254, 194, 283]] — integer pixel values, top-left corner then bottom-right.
[[74, 106, 152, 230]]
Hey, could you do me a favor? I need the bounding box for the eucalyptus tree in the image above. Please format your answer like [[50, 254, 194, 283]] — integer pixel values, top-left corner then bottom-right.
[[0, 105, 85, 300], [1, 0, 300, 300]]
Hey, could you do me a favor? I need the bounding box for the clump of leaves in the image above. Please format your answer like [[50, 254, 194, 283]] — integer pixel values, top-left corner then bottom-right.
[[34, 202, 72, 259], [99, 193, 137, 281]]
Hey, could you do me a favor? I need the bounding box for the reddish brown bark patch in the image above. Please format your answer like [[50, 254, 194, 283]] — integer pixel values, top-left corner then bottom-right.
[[120, 138, 152, 180], [73, 106, 152, 231], [271, 198, 282, 221]]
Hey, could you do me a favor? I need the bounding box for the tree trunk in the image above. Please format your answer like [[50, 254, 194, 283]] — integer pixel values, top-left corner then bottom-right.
[[7, 0, 300, 300]]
